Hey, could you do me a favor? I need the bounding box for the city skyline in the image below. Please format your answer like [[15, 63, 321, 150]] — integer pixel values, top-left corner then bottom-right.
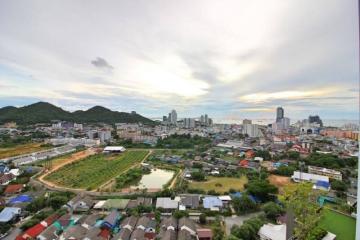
[[0, 0, 358, 121]]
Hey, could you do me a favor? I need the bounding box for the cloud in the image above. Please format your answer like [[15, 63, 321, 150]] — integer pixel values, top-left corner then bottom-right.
[[0, 0, 358, 121], [91, 57, 113, 70]]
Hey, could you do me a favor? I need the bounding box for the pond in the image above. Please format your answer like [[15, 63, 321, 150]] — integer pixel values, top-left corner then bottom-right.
[[131, 168, 175, 189]]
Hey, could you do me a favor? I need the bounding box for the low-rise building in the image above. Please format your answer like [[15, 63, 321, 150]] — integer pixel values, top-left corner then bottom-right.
[[308, 165, 342, 181]]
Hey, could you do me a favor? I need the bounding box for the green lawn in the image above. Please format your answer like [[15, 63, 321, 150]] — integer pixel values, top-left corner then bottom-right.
[[45, 150, 148, 190], [189, 176, 248, 193], [319, 209, 356, 240]]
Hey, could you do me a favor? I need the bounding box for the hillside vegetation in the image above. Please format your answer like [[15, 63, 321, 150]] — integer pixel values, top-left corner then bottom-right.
[[0, 102, 155, 125]]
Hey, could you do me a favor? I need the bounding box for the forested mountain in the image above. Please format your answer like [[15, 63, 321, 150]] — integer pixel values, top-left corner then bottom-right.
[[0, 102, 155, 125]]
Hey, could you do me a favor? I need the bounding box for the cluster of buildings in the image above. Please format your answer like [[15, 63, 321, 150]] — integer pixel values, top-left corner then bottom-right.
[[1, 145, 76, 166]]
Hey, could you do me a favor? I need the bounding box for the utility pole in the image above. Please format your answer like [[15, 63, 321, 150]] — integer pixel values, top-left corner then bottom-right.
[[356, 2, 360, 240]]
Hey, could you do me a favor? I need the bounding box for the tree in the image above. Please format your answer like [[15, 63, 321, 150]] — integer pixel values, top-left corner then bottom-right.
[[330, 180, 347, 192], [212, 217, 225, 240], [262, 202, 284, 221], [246, 180, 277, 202], [199, 213, 207, 224], [231, 216, 265, 240], [173, 210, 189, 219], [279, 182, 323, 239], [232, 195, 257, 214], [306, 227, 327, 240], [255, 150, 271, 160], [192, 171, 206, 181], [48, 196, 68, 210]]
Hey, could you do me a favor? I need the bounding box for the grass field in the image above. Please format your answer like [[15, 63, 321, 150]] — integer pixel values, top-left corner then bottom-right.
[[319, 209, 356, 240], [0, 143, 50, 159], [44, 150, 149, 190], [189, 176, 248, 193]]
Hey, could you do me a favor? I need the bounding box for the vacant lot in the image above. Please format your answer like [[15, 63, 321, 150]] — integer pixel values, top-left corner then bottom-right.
[[319, 209, 355, 240], [44, 150, 149, 190], [189, 176, 248, 193], [268, 174, 292, 193], [0, 143, 50, 159]]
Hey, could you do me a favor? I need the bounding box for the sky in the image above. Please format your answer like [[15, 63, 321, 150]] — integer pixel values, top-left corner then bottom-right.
[[0, 0, 358, 122]]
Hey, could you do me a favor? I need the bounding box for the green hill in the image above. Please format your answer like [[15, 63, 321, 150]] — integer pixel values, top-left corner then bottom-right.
[[0, 102, 155, 125]]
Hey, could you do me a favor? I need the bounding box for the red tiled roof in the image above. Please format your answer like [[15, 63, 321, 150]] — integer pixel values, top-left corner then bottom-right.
[[197, 229, 213, 239], [41, 214, 58, 226], [145, 232, 156, 240], [99, 228, 110, 239], [239, 160, 249, 167], [22, 223, 46, 238], [4, 184, 23, 194]]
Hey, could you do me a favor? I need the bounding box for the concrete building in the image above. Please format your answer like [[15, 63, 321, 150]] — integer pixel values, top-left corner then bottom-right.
[[169, 110, 177, 125], [243, 119, 252, 125], [183, 118, 195, 129], [242, 124, 263, 138], [308, 166, 342, 181], [276, 107, 284, 123]]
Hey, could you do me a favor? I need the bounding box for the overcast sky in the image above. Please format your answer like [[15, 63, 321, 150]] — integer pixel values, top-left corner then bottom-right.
[[0, 0, 358, 121]]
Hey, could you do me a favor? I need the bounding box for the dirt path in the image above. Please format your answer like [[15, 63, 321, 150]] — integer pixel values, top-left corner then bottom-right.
[[168, 169, 182, 189], [38, 148, 96, 189], [97, 149, 153, 191]]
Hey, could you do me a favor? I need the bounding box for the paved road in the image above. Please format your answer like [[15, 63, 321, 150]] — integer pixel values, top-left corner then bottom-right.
[[224, 212, 263, 235], [2, 227, 20, 240]]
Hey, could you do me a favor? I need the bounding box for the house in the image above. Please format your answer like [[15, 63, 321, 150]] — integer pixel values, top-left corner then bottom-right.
[[102, 210, 120, 229], [160, 217, 177, 232], [52, 214, 81, 232], [203, 197, 223, 211], [160, 229, 177, 240], [17, 223, 45, 240], [103, 199, 130, 210], [144, 231, 156, 240], [136, 216, 150, 230], [196, 229, 213, 240], [60, 225, 87, 240], [239, 160, 249, 168], [245, 150, 255, 159], [130, 228, 145, 240], [136, 197, 152, 207], [218, 195, 232, 205], [4, 184, 24, 195], [156, 198, 179, 210], [178, 229, 194, 240], [0, 173, 16, 185], [178, 217, 196, 236], [0, 207, 21, 223], [82, 227, 104, 240], [120, 216, 138, 231], [145, 219, 157, 233], [179, 195, 200, 209], [80, 213, 102, 229], [113, 228, 132, 240], [37, 225, 59, 240], [258, 223, 286, 240], [66, 195, 94, 212]]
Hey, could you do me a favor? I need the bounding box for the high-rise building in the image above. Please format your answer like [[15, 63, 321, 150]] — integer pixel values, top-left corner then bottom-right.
[[276, 107, 284, 122], [200, 115, 205, 124], [243, 119, 252, 125], [308, 115, 323, 127], [184, 118, 195, 129], [204, 114, 209, 126], [242, 124, 263, 138], [169, 109, 177, 125], [163, 116, 168, 122]]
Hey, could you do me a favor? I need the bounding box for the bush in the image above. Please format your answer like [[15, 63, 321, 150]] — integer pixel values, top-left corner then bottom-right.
[[330, 180, 347, 192], [232, 194, 257, 214], [246, 180, 277, 202], [262, 202, 284, 221]]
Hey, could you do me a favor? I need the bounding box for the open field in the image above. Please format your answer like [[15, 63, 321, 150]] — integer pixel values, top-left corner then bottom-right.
[[189, 176, 248, 193], [319, 209, 356, 240], [0, 142, 50, 159], [44, 150, 149, 190], [268, 174, 292, 193]]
